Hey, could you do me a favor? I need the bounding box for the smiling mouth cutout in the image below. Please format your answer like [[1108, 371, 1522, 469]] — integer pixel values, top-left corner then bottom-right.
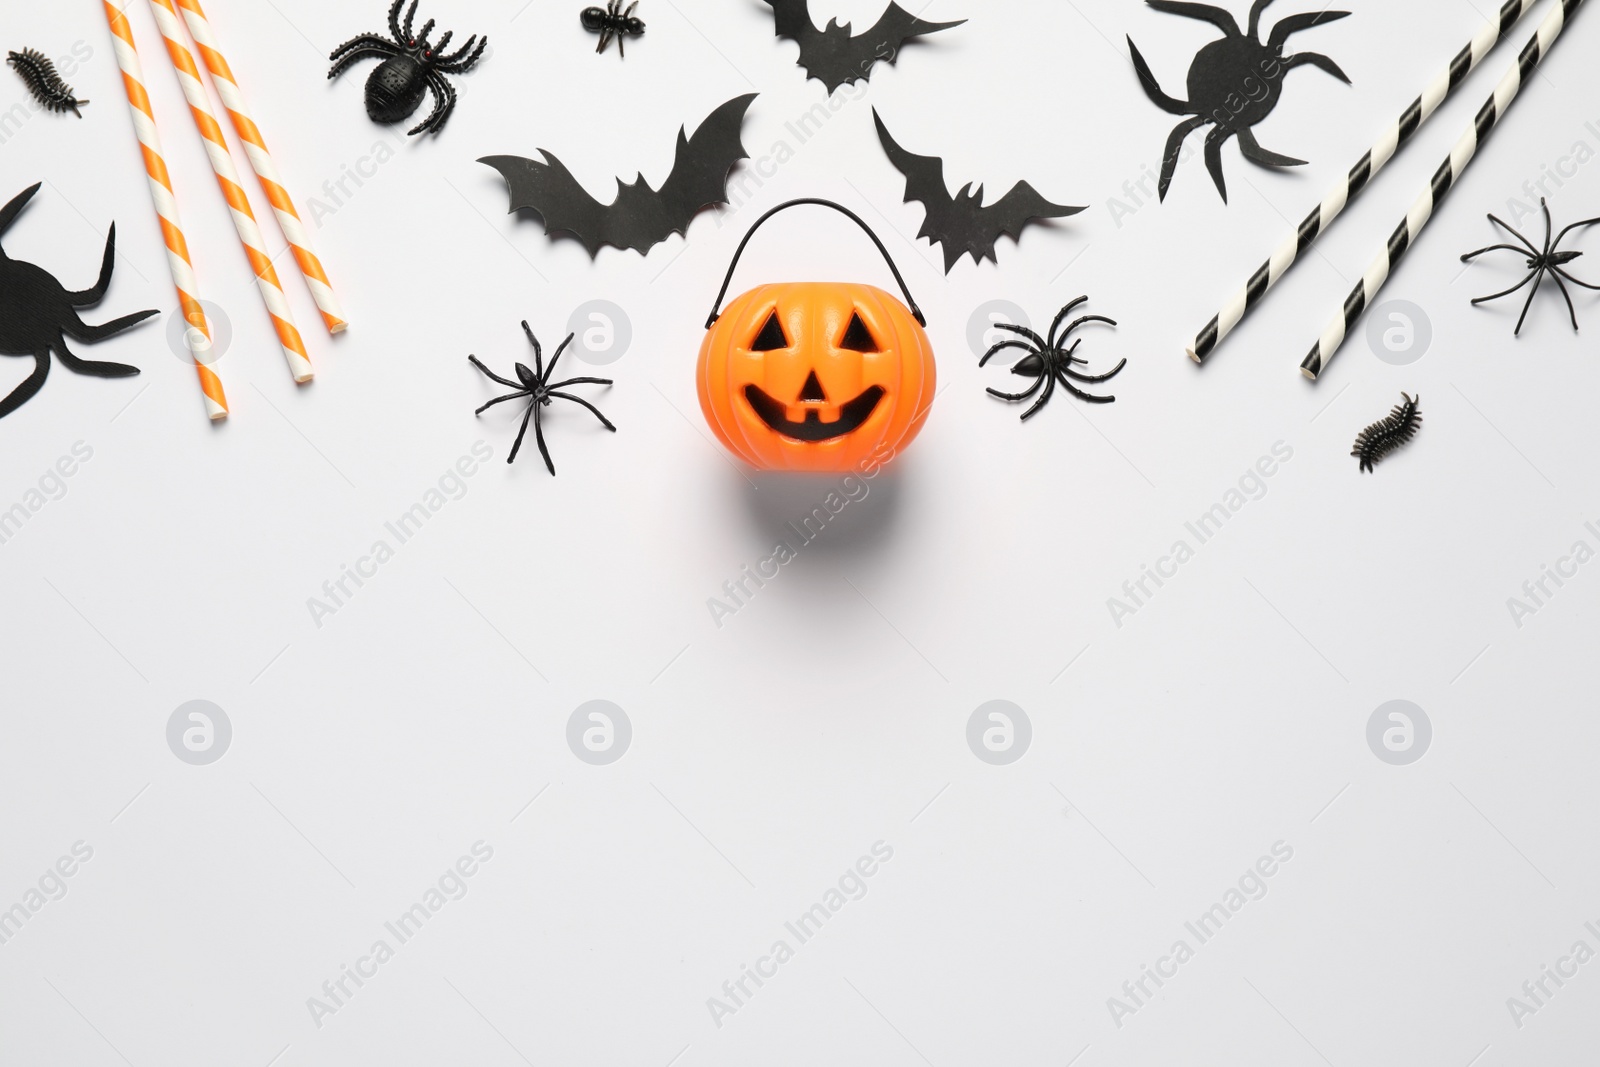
[[743, 383, 886, 442]]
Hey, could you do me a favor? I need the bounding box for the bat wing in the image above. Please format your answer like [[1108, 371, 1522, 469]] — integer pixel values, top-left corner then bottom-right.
[[764, 0, 963, 93], [478, 94, 755, 257], [874, 108, 1083, 272]]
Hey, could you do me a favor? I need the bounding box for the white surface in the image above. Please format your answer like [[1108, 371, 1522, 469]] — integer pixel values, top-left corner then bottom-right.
[[2, 0, 1599, 1064]]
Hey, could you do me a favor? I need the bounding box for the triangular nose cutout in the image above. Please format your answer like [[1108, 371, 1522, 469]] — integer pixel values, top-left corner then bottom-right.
[[799, 370, 828, 402]]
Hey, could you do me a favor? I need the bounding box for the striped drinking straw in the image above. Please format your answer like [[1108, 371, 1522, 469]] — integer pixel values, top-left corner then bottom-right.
[[173, 0, 347, 334], [102, 0, 229, 420], [145, 0, 314, 383]]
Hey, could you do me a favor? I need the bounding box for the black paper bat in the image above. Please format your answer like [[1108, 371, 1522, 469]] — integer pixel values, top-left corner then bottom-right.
[[479, 93, 757, 257], [872, 109, 1084, 273], [762, 0, 964, 93]]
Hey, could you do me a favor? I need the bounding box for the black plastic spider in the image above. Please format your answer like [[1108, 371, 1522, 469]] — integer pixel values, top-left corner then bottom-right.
[[980, 296, 1126, 420], [328, 0, 487, 136], [581, 1, 645, 57], [1128, 0, 1350, 202], [1461, 198, 1599, 335], [469, 323, 615, 475]]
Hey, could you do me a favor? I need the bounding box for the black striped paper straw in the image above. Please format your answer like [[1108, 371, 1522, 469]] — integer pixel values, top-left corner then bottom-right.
[[1188, 0, 1539, 364], [1302, 0, 1585, 380]]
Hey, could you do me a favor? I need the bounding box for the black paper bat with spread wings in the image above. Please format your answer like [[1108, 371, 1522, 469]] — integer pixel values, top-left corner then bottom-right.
[[763, 0, 964, 93], [479, 94, 756, 257], [872, 110, 1084, 273]]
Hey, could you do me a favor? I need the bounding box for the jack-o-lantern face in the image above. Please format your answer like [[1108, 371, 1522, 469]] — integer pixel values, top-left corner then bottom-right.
[[697, 282, 936, 471]]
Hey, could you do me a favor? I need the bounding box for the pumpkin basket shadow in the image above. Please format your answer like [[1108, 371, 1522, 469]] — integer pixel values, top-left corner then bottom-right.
[[738, 465, 909, 563]]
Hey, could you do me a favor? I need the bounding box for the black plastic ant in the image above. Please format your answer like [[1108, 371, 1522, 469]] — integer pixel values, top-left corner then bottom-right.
[[581, 1, 645, 57]]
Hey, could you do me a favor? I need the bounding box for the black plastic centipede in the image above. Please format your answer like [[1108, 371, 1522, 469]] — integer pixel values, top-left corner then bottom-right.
[[1351, 392, 1421, 473], [7, 48, 87, 118]]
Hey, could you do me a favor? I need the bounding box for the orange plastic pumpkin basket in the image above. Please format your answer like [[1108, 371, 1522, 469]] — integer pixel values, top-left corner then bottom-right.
[[697, 199, 937, 472]]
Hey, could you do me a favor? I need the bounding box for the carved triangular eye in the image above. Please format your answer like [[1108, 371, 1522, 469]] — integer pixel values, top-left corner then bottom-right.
[[750, 312, 788, 351], [839, 312, 878, 352]]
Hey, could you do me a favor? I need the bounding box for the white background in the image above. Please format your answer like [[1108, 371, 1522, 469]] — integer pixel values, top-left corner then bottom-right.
[[2, 0, 1599, 1063]]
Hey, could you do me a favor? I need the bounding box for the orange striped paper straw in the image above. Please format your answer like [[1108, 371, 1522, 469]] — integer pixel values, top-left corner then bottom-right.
[[102, 0, 228, 420], [174, 0, 346, 334], [143, 0, 314, 383]]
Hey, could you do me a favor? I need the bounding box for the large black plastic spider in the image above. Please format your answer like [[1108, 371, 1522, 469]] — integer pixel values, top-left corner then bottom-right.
[[328, 0, 487, 136], [469, 323, 615, 475], [980, 296, 1126, 420], [1128, 0, 1350, 202], [1461, 198, 1599, 335]]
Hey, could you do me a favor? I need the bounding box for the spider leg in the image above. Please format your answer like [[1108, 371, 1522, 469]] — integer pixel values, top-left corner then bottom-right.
[[547, 376, 614, 388], [329, 46, 398, 80], [1236, 127, 1307, 168], [1514, 267, 1546, 335], [330, 34, 398, 62], [1047, 296, 1089, 348], [61, 306, 157, 344], [986, 371, 1047, 403], [1550, 270, 1580, 331], [1144, 1, 1241, 36], [387, 0, 406, 41], [469, 355, 521, 388], [408, 71, 455, 136], [67, 223, 117, 305], [521, 321, 544, 379], [543, 333, 576, 380], [0, 351, 50, 420], [1158, 116, 1208, 201], [548, 391, 618, 431], [1470, 269, 1539, 306], [1126, 39, 1192, 115], [1203, 125, 1235, 202], [414, 18, 435, 46], [979, 339, 1035, 368], [1058, 314, 1118, 342], [1247, 0, 1275, 37], [1552, 266, 1600, 291], [1554, 215, 1600, 246], [0, 183, 40, 238], [994, 322, 1049, 350], [436, 34, 482, 69], [433, 30, 455, 56], [1280, 51, 1350, 84], [1019, 372, 1057, 421], [1461, 243, 1532, 262], [1267, 11, 1350, 49], [1540, 199, 1555, 257], [475, 390, 531, 415], [51, 335, 139, 378], [1062, 357, 1128, 384], [508, 401, 536, 464], [1054, 368, 1115, 404], [1487, 214, 1540, 255], [533, 406, 556, 475]]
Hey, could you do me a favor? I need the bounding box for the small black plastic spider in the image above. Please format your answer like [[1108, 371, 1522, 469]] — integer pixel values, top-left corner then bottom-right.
[[328, 0, 487, 136], [980, 296, 1126, 420], [1461, 198, 1599, 335], [581, 1, 645, 57], [469, 322, 615, 475]]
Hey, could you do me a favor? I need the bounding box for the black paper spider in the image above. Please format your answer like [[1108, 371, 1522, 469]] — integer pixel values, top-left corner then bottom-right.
[[328, 0, 486, 136], [1128, 0, 1350, 202], [980, 296, 1126, 420], [1461, 198, 1599, 335], [469, 323, 615, 475], [0, 183, 149, 420], [581, 1, 645, 57]]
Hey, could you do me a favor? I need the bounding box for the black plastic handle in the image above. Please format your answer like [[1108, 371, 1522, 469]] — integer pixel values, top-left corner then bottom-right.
[[704, 198, 926, 329]]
